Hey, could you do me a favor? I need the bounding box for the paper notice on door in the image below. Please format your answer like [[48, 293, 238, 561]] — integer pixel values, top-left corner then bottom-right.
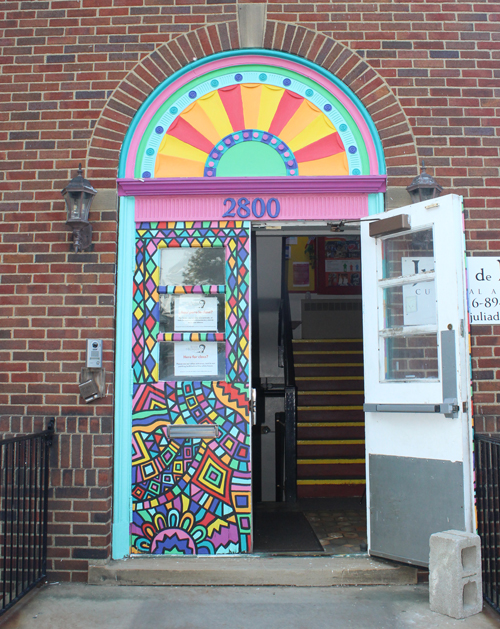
[[174, 342, 218, 377], [174, 296, 218, 331]]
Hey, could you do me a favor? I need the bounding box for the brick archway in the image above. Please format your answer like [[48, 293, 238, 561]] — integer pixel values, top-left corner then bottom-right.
[[87, 21, 417, 190]]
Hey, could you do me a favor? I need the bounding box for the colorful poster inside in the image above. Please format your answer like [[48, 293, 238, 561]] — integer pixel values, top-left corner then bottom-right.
[[317, 236, 362, 294]]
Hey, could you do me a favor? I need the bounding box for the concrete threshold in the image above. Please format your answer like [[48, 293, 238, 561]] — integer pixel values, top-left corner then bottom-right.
[[88, 555, 418, 587]]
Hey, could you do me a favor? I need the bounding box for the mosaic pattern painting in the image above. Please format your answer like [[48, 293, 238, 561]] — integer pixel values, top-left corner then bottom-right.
[[131, 221, 251, 555], [132, 221, 250, 384]]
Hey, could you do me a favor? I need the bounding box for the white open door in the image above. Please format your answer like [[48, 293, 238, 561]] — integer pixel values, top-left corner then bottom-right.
[[361, 194, 473, 566]]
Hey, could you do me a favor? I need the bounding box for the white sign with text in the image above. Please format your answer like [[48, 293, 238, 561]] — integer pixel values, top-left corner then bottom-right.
[[467, 257, 500, 324], [174, 296, 218, 332], [174, 342, 218, 377]]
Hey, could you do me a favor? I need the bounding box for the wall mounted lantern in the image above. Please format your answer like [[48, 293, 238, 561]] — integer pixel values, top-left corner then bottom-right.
[[61, 164, 97, 252], [406, 161, 443, 204]]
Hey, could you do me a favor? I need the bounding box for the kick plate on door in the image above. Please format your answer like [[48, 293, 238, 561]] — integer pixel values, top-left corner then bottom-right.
[[167, 424, 220, 439]]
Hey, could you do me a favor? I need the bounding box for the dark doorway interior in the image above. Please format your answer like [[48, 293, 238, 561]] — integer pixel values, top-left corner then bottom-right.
[[251, 227, 367, 554]]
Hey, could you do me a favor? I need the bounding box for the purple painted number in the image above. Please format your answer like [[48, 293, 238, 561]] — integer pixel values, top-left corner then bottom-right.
[[222, 197, 281, 219]]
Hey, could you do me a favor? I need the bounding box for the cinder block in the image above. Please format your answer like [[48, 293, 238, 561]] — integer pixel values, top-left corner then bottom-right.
[[429, 530, 482, 619]]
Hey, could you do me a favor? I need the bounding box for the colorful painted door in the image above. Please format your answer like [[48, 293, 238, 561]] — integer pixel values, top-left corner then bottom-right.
[[130, 221, 252, 555]]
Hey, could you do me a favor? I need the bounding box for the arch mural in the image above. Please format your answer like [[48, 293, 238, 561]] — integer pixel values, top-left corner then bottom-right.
[[119, 50, 385, 181], [113, 50, 387, 559]]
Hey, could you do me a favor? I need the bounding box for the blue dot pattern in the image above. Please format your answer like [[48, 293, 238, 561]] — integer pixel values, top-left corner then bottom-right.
[[234, 74, 243, 82], [324, 104, 332, 112], [142, 172, 151, 178], [155, 126, 163, 134], [188, 90, 197, 99], [283, 78, 291, 86], [348, 146, 357, 154]]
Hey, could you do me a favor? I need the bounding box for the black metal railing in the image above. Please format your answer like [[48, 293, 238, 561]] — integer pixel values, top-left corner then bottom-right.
[[277, 238, 297, 502], [0, 419, 54, 616], [475, 433, 500, 614]]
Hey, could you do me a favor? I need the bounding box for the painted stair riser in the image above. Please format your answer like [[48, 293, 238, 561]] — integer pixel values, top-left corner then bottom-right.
[[298, 394, 365, 406], [295, 366, 364, 377], [297, 379, 364, 391], [294, 354, 363, 365], [298, 463, 366, 477], [293, 342, 363, 352], [298, 426, 365, 440], [297, 444, 365, 458], [298, 485, 365, 499], [298, 409, 365, 421]]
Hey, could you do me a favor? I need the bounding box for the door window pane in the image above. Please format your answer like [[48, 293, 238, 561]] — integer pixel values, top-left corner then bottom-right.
[[382, 229, 434, 280], [383, 282, 436, 329], [160, 294, 225, 333], [160, 248, 225, 285], [159, 341, 226, 381], [384, 335, 438, 381]]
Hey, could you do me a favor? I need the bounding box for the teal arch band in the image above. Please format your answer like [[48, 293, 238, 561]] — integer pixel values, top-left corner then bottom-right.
[[112, 195, 135, 559], [118, 49, 386, 177]]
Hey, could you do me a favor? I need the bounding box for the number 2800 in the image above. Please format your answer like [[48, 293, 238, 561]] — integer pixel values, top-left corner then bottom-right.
[[222, 197, 281, 219]]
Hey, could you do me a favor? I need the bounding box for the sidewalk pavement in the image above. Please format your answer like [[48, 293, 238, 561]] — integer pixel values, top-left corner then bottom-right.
[[1, 584, 499, 629]]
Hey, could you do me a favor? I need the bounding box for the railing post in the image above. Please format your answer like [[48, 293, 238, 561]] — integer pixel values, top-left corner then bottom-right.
[[284, 386, 297, 503]]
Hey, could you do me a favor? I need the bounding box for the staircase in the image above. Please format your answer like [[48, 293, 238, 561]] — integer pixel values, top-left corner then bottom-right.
[[293, 338, 365, 498]]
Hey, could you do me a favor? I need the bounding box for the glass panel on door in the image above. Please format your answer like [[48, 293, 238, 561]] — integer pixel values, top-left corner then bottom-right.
[[379, 228, 438, 382]]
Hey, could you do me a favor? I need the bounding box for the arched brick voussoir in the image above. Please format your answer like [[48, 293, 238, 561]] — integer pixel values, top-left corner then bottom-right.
[[87, 20, 417, 184], [87, 22, 238, 183]]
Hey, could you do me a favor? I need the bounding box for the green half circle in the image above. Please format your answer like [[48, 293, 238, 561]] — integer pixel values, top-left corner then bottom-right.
[[216, 141, 287, 177]]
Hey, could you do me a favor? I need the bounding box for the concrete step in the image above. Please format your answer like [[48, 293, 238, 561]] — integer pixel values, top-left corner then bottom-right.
[[89, 556, 417, 587]]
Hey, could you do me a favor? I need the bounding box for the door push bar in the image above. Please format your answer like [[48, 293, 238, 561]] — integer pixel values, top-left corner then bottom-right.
[[363, 330, 460, 419], [363, 399, 459, 418], [167, 424, 220, 439]]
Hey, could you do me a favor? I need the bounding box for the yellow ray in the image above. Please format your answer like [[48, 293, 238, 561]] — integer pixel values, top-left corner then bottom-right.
[[256, 85, 284, 132], [155, 154, 205, 177], [241, 84, 262, 130], [298, 152, 349, 176], [289, 114, 337, 152], [279, 100, 322, 145], [157, 135, 208, 162], [180, 101, 221, 145], [197, 90, 233, 138]]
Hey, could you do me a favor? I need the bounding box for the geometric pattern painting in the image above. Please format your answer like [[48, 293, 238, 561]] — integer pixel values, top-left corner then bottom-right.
[[131, 381, 251, 554], [131, 221, 251, 554], [132, 221, 250, 385]]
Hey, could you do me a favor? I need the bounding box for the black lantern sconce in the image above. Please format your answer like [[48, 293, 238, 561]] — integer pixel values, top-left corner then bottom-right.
[[61, 164, 97, 252], [406, 161, 443, 204]]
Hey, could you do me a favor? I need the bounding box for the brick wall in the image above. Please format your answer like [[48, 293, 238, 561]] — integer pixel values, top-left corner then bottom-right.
[[1, 0, 499, 580]]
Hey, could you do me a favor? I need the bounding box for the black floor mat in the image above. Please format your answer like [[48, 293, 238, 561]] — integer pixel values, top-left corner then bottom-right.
[[253, 509, 324, 552]]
